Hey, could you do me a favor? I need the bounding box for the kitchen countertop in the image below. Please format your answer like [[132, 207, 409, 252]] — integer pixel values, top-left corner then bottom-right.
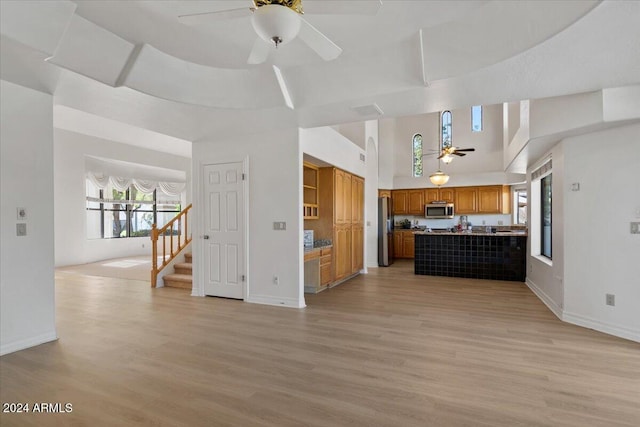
[[414, 231, 528, 237], [304, 244, 333, 254]]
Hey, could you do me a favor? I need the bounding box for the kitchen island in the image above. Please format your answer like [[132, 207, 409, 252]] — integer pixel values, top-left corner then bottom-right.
[[414, 231, 527, 282]]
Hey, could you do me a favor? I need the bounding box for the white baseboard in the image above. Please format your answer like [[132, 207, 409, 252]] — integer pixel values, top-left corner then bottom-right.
[[563, 311, 640, 343], [526, 278, 640, 343], [246, 294, 305, 308], [0, 330, 58, 356], [525, 278, 563, 319]]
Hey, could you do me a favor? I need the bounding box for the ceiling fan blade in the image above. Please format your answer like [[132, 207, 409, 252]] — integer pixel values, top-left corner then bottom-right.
[[247, 38, 271, 64], [453, 152, 467, 157], [437, 153, 445, 159], [303, 0, 382, 16], [178, 7, 254, 25], [453, 148, 475, 152], [298, 17, 342, 61]]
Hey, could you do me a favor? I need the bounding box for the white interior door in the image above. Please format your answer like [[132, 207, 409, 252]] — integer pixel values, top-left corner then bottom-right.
[[203, 162, 244, 299]]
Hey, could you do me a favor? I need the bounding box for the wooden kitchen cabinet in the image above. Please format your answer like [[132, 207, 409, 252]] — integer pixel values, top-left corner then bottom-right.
[[393, 230, 415, 259], [402, 232, 415, 258], [455, 187, 478, 214], [393, 231, 403, 258], [352, 176, 364, 225], [320, 247, 333, 286], [439, 188, 455, 203], [407, 190, 425, 215], [425, 188, 440, 203], [478, 185, 511, 214], [334, 224, 352, 281], [351, 225, 364, 273], [307, 167, 364, 286], [425, 188, 455, 204], [391, 190, 408, 215], [378, 189, 392, 198], [303, 162, 319, 219]]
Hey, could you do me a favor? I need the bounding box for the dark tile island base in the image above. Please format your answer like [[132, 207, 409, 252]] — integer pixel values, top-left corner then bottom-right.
[[414, 233, 527, 282]]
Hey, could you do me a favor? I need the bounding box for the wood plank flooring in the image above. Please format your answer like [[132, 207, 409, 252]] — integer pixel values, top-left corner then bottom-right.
[[1, 260, 639, 426]]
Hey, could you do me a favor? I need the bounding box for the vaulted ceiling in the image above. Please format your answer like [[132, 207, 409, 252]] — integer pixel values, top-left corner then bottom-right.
[[1, 0, 639, 143]]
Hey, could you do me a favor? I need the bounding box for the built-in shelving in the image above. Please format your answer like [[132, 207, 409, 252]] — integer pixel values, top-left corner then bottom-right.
[[303, 162, 319, 219]]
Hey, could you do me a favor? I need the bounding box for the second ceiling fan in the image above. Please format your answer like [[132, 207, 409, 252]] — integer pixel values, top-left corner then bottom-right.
[[438, 146, 475, 163], [178, 0, 382, 64]]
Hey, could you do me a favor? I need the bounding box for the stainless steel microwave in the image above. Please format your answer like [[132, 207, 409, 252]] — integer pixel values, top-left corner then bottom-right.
[[425, 203, 455, 219]]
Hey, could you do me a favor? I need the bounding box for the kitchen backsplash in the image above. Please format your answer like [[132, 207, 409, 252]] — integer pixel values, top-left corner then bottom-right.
[[394, 214, 513, 229]]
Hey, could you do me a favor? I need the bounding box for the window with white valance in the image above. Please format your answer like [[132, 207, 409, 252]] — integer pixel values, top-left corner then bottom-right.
[[85, 172, 185, 240]]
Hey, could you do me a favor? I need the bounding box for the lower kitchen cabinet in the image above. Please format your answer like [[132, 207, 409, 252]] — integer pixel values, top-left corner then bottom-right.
[[393, 230, 415, 259], [320, 247, 333, 286]]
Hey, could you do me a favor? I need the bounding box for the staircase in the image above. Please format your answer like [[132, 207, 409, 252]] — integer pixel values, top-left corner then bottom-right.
[[162, 252, 192, 289]]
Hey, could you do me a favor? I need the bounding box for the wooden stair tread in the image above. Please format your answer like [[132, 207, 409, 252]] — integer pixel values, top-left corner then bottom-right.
[[174, 262, 192, 269], [163, 273, 192, 282]]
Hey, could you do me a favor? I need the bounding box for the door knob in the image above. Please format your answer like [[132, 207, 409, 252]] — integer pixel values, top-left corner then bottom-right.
[[203, 235, 210, 239]]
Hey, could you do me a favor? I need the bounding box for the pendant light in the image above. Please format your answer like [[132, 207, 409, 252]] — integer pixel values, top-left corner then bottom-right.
[[429, 159, 449, 186], [429, 170, 450, 186]]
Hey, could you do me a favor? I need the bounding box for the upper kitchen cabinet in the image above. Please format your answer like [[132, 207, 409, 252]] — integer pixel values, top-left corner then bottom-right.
[[407, 190, 425, 215], [426, 188, 455, 204], [352, 176, 364, 225], [334, 168, 352, 224], [455, 187, 478, 214], [478, 185, 511, 214], [391, 190, 408, 215], [303, 162, 319, 219], [378, 189, 391, 198], [456, 185, 511, 214], [392, 189, 424, 215]]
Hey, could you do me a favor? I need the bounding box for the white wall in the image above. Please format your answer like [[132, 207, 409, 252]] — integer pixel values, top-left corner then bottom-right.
[[364, 121, 379, 269], [53, 128, 191, 266], [562, 123, 640, 341], [332, 121, 366, 149], [380, 105, 524, 189], [192, 128, 304, 308], [1, 80, 57, 355], [377, 118, 395, 189], [299, 127, 366, 178]]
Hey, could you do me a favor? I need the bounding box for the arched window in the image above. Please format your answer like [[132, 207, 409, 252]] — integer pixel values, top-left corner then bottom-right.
[[441, 111, 452, 150], [412, 133, 423, 177]]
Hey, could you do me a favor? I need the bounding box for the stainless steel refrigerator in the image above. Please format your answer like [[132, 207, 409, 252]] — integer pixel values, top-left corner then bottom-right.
[[378, 197, 393, 266]]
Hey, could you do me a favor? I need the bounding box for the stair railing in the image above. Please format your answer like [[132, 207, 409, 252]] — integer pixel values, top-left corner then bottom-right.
[[150, 204, 192, 287]]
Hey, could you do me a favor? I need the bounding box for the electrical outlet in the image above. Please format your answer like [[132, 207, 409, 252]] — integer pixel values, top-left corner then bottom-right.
[[273, 275, 279, 285], [16, 223, 27, 236], [631, 222, 640, 234], [606, 293, 615, 306], [498, 221, 504, 226]]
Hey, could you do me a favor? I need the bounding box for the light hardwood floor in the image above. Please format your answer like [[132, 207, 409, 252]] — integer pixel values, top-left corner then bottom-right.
[[1, 261, 639, 426]]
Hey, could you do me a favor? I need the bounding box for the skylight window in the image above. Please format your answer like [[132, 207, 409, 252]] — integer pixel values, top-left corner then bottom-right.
[[471, 105, 483, 132]]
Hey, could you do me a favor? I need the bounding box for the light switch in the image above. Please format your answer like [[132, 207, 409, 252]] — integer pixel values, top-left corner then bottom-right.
[[273, 221, 286, 230], [631, 222, 640, 234], [17, 223, 27, 236]]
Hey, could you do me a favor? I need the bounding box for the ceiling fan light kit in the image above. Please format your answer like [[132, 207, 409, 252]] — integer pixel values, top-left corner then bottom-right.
[[251, 4, 302, 48]]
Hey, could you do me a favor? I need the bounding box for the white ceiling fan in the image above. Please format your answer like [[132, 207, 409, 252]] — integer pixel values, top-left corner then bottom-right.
[[178, 0, 382, 65]]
